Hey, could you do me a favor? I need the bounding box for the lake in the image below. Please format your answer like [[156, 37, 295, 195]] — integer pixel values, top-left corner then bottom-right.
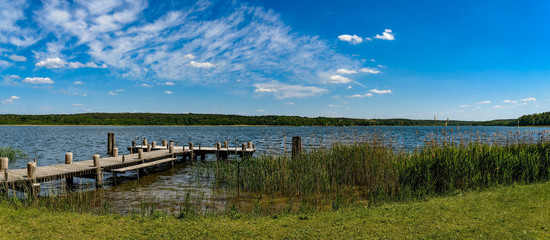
[[1, 125, 549, 213]]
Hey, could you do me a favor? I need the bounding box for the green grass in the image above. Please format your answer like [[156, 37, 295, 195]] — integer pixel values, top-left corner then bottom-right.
[[212, 135, 550, 205], [0, 181, 548, 239]]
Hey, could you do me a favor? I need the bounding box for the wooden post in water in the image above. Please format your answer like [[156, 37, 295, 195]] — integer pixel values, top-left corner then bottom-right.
[[27, 162, 38, 196], [93, 154, 102, 188], [189, 142, 194, 161], [292, 136, 302, 159], [113, 148, 119, 157], [131, 141, 136, 154], [147, 144, 152, 152], [162, 140, 168, 147], [65, 152, 73, 188], [216, 142, 221, 160], [107, 133, 113, 156], [0, 157, 8, 172], [247, 142, 252, 149], [143, 139, 148, 148], [152, 141, 157, 148], [242, 143, 247, 158]]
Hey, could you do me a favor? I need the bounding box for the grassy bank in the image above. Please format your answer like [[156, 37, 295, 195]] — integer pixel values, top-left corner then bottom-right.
[[0, 182, 548, 239]]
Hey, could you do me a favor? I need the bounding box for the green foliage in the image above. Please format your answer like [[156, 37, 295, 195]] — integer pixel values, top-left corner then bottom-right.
[[0, 147, 27, 162], [518, 111, 550, 126], [0, 113, 516, 126]]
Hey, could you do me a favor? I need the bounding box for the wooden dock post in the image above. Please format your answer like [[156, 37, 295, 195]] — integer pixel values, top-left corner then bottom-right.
[[143, 139, 148, 148], [107, 133, 114, 156], [131, 141, 136, 154], [242, 143, 247, 158], [189, 143, 194, 161], [93, 154, 102, 188], [292, 136, 302, 158], [138, 149, 144, 161], [215, 142, 221, 160], [27, 162, 39, 196], [0, 157, 8, 172], [223, 141, 228, 149], [113, 148, 119, 157], [247, 142, 252, 149], [147, 144, 152, 152], [152, 141, 157, 148], [65, 152, 73, 188], [162, 140, 168, 147]]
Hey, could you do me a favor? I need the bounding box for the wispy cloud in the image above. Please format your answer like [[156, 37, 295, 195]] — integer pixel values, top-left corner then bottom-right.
[[74, 81, 84, 85], [8, 54, 26, 62], [328, 75, 352, 84], [164, 91, 173, 94], [23, 77, 54, 84], [374, 29, 395, 40], [503, 99, 518, 104], [36, 58, 67, 69], [520, 97, 536, 102], [477, 100, 491, 104], [360, 67, 381, 74], [336, 68, 357, 74], [347, 93, 373, 98], [253, 82, 328, 99], [459, 104, 471, 108], [369, 89, 392, 94], [1, 96, 19, 104], [188, 61, 215, 69], [165, 82, 175, 86]]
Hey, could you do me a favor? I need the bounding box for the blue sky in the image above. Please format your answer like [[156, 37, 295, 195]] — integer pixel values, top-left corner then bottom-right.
[[1, 0, 549, 120]]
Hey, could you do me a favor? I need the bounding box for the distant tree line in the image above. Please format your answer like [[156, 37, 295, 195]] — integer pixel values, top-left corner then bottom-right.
[[0, 112, 524, 126], [517, 111, 550, 126]]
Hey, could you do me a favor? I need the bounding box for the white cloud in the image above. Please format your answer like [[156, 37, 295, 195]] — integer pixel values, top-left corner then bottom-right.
[[164, 91, 173, 94], [328, 104, 336, 107], [503, 99, 517, 104], [253, 82, 328, 99], [459, 104, 471, 108], [374, 29, 395, 40], [337, 34, 363, 44], [23, 77, 54, 84], [477, 100, 491, 104], [347, 85, 352, 89], [286, 102, 294, 105], [9, 75, 20, 79], [74, 81, 84, 85], [493, 105, 510, 109], [108, 91, 117, 96], [165, 82, 175, 86], [35, 58, 68, 69], [72, 103, 83, 106], [188, 61, 215, 68], [329, 75, 352, 84], [1, 96, 20, 104], [257, 109, 266, 113], [348, 93, 373, 98], [9, 54, 26, 62], [520, 97, 536, 102], [370, 59, 376, 62], [377, 64, 386, 68], [360, 67, 381, 74], [68, 61, 108, 69], [141, 83, 152, 87], [183, 54, 195, 60], [369, 89, 392, 94], [336, 68, 357, 74]]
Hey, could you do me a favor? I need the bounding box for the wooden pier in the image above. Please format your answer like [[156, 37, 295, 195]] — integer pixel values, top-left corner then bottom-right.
[[0, 134, 256, 194]]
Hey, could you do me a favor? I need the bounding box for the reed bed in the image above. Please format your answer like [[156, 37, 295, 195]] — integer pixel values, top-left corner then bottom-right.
[[0, 147, 27, 162], [212, 130, 550, 204]]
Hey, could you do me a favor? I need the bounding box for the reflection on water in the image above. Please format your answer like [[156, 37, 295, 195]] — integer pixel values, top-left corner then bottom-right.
[[1, 125, 549, 213]]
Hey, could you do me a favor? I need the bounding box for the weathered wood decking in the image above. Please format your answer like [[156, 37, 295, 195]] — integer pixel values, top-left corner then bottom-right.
[[1, 145, 255, 188]]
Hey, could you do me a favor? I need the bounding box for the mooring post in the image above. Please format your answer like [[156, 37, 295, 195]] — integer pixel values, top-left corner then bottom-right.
[[131, 140, 136, 154], [147, 144, 152, 152], [27, 162, 38, 196], [242, 143, 247, 158], [107, 133, 115, 156], [247, 142, 252, 149], [216, 142, 221, 160], [162, 140, 168, 147], [223, 141, 228, 149], [292, 136, 302, 158], [113, 148, 119, 157], [65, 152, 73, 188], [93, 154, 102, 188], [169, 144, 174, 154], [152, 141, 157, 148], [189, 143, 194, 161], [143, 139, 148, 148], [0, 157, 8, 172], [138, 149, 144, 161]]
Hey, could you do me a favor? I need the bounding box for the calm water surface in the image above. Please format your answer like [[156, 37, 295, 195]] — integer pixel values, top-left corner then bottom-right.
[[1, 125, 549, 212]]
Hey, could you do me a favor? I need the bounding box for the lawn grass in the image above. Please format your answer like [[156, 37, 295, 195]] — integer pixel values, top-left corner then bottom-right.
[[1, 181, 548, 239]]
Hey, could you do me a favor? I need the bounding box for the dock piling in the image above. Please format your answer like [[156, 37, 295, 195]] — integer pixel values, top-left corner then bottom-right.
[[152, 141, 157, 148], [292, 136, 302, 158], [93, 154, 102, 188], [107, 133, 115, 156], [0, 157, 7, 171], [65, 152, 74, 188], [138, 149, 144, 161], [113, 148, 119, 157], [162, 140, 167, 147]]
